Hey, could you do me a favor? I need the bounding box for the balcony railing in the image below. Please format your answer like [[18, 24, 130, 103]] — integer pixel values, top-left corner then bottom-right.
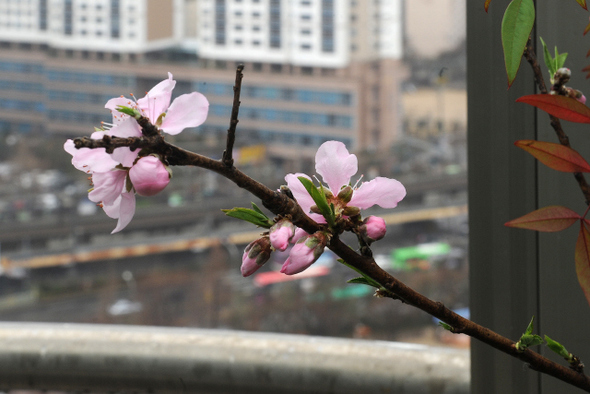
[[0, 322, 469, 393]]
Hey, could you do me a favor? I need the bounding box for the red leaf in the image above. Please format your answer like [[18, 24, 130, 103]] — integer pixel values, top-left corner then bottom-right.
[[585, 18, 590, 35], [577, 0, 588, 10], [516, 94, 590, 123], [505, 205, 581, 232], [575, 221, 590, 308], [485, 0, 491, 12], [515, 140, 590, 172]]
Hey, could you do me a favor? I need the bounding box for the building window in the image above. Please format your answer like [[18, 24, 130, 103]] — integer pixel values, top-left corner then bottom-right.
[[301, 14, 311, 21], [234, 10, 242, 16], [321, 0, 335, 53], [234, 24, 243, 31], [110, 0, 120, 38], [253, 25, 260, 31], [252, 11, 260, 17], [215, 0, 226, 45], [300, 43, 311, 50], [234, 39, 243, 45], [39, 0, 47, 30], [269, 0, 281, 48], [64, 0, 73, 35], [253, 40, 261, 46], [301, 29, 311, 35]]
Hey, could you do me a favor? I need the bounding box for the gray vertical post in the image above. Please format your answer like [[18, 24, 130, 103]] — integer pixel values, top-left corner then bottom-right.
[[468, 2, 590, 393], [467, 2, 539, 393]]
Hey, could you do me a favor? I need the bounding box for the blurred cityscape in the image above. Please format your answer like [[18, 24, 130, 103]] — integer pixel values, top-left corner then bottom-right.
[[0, 0, 467, 346]]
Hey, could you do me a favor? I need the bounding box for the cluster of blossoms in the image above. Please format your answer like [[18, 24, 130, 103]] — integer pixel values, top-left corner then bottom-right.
[[65, 73, 209, 233], [241, 141, 406, 276]]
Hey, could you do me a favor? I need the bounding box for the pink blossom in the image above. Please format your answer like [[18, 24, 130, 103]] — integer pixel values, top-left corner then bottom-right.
[[280, 232, 328, 275], [360, 216, 387, 243], [105, 72, 209, 136], [241, 237, 272, 277], [285, 141, 406, 220], [129, 156, 171, 197], [269, 220, 296, 251]]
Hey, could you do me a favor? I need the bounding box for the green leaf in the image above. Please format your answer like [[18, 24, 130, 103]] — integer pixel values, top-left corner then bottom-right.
[[575, 0, 588, 10], [439, 322, 453, 331], [222, 207, 274, 228], [539, 37, 556, 80], [250, 202, 266, 216], [501, 0, 535, 87], [340, 261, 382, 289], [515, 316, 544, 351], [297, 176, 336, 227], [348, 277, 374, 285], [555, 51, 568, 71], [545, 335, 571, 359], [524, 316, 535, 335]]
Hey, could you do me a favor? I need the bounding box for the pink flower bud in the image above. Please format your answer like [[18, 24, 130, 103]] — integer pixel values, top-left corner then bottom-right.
[[129, 155, 171, 196], [269, 220, 296, 251], [291, 227, 309, 244], [241, 237, 272, 277], [360, 216, 387, 243], [578, 94, 587, 105], [280, 231, 328, 275]]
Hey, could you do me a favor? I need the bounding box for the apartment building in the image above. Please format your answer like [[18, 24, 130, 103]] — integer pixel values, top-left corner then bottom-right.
[[0, 0, 407, 163]]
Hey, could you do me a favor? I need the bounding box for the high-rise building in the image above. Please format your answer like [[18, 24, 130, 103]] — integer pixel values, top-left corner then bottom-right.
[[0, 0, 409, 163], [196, 0, 402, 67]]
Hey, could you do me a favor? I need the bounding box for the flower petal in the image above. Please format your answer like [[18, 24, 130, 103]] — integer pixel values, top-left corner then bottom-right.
[[64, 139, 118, 173], [350, 177, 407, 209], [105, 96, 133, 123], [129, 156, 171, 196], [285, 173, 315, 213], [110, 191, 136, 234], [315, 141, 358, 193], [160, 92, 210, 135], [88, 170, 127, 205], [138, 73, 176, 122]]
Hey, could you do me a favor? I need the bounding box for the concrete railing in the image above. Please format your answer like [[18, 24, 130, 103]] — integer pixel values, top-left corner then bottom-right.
[[0, 322, 469, 393]]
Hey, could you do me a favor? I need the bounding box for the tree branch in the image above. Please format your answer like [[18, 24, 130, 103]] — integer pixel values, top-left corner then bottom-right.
[[221, 64, 245, 167], [524, 38, 590, 204], [73, 133, 590, 392]]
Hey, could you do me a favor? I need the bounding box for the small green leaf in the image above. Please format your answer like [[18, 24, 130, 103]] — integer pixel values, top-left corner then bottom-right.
[[250, 202, 266, 216], [340, 261, 382, 289], [524, 316, 535, 335], [348, 277, 374, 286], [439, 322, 453, 331], [539, 37, 556, 80], [298, 176, 336, 227], [555, 51, 568, 71], [515, 317, 544, 351], [501, 0, 535, 87], [222, 207, 274, 228], [545, 335, 571, 359]]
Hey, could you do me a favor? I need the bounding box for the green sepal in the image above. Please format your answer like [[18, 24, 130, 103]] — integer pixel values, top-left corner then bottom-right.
[[439, 322, 453, 331], [545, 335, 571, 359], [222, 206, 274, 228], [347, 277, 374, 286], [117, 105, 142, 119], [298, 176, 336, 227]]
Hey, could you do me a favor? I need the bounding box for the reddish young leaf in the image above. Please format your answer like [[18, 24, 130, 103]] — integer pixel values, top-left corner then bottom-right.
[[585, 18, 590, 35], [575, 221, 590, 308], [515, 140, 590, 172], [505, 205, 581, 232], [485, 0, 492, 12], [516, 94, 590, 123], [576, 0, 588, 10]]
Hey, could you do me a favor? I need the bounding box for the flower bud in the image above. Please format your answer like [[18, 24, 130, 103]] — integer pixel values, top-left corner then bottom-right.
[[342, 205, 361, 217], [291, 227, 309, 244], [360, 216, 387, 244], [269, 219, 296, 251], [280, 231, 328, 275], [554, 67, 571, 85], [241, 237, 272, 277], [337, 185, 354, 203], [129, 155, 171, 196]]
